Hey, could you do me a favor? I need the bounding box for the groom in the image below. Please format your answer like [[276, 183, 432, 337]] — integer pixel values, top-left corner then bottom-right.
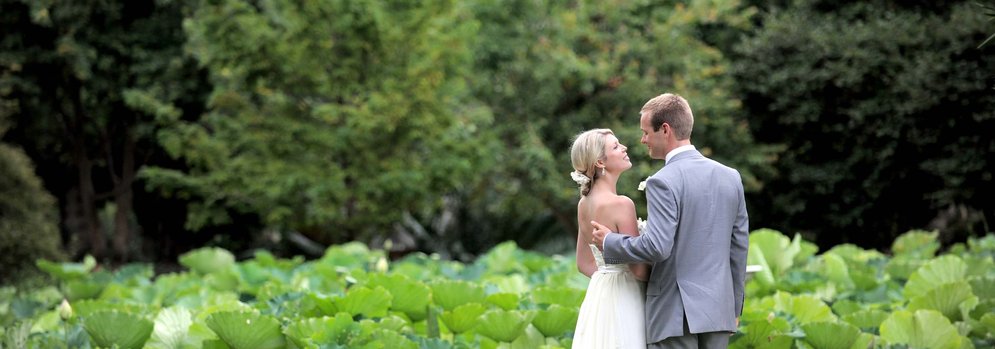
[[592, 93, 749, 348]]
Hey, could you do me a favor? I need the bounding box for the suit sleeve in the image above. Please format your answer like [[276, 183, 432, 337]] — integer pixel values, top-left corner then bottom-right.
[[603, 176, 678, 264], [730, 172, 750, 316]]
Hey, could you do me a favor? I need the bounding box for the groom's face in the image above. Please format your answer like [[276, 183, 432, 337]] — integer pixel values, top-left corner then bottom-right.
[[640, 112, 666, 160]]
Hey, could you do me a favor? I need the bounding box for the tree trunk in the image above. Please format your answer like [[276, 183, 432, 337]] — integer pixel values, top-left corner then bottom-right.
[[76, 151, 105, 258], [112, 129, 136, 260]]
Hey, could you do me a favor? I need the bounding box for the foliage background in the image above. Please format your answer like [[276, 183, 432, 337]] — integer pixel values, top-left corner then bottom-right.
[[0, 0, 993, 276]]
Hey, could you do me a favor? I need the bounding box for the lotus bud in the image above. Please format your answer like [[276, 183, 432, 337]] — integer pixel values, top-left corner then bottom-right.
[[58, 299, 73, 320], [375, 256, 389, 273]]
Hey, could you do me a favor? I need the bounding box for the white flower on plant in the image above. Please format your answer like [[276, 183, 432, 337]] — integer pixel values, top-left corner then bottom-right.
[[637, 217, 647, 234], [637, 179, 647, 191], [58, 299, 72, 321]]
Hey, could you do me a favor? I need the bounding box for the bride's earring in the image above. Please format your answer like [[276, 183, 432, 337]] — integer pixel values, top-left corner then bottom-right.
[[601, 167, 606, 176]]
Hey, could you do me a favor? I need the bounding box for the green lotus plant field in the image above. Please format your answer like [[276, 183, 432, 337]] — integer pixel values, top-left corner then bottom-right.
[[1, 230, 993, 348]]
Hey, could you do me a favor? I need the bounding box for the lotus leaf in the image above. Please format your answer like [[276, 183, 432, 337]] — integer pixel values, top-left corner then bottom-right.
[[907, 281, 975, 321], [814, 253, 853, 290], [176, 291, 244, 313], [485, 292, 520, 310], [474, 309, 534, 342], [319, 242, 376, 269], [430, 280, 486, 311], [825, 244, 885, 264], [980, 313, 995, 336], [885, 256, 924, 281], [72, 300, 151, 318], [773, 292, 836, 324], [963, 255, 995, 278], [849, 332, 875, 349], [376, 315, 409, 333], [3, 320, 32, 349], [366, 273, 430, 321], [204, 269, 240, 292], [82, 310, 153, 349], [880, 309, 961, 349], [522, 253, 555, 273], [8, 298, 43, 320], [285, 313, 358, 347], [734, 316, 791, 348], [509, 324, 546, 348], [531, 287, 585, 308], [146, 307, 193, 349], [439, 303, 486, 334], [205, 310, 285, 349], [179, 247, 235, 275], [484, 274, 529, 294], [201, 339, 230, 349], [968, 299, 995, 321], [334, 286, 391, 318], [476, 241, 528, 275], [891, 230, 939, 258], [842, 309, 888, 329], [967, 234, 995, 253], [414, 337, 456, 349], [531, 304, 578, 337], [903, 255, 966, 300], [35, 255, 96, 281], [308, 292, 339, 316], [365, 329, 417, 349], [830, 300, 861, 317], [968, 276, 995, 300], [66, 276, 109, 301], [800, 321, 859, 349], [748, 229, 798, 277], [848, 266, 881, 291]]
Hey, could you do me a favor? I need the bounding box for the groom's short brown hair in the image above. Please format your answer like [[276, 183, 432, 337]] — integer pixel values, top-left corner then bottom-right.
[[641, 93, 693, 140]]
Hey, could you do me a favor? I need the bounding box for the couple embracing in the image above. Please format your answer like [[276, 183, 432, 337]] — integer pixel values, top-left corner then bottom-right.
[[569, 93, 750, 349]]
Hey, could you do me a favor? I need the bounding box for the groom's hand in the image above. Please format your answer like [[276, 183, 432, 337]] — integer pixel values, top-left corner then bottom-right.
[[591, 221, 611, 251]]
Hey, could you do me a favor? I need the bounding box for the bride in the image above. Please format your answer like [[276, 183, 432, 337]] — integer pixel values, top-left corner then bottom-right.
[[569, 128, 648, 348]]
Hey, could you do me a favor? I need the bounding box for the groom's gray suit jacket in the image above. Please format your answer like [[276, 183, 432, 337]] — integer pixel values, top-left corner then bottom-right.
[[603, 149, 749, 343]]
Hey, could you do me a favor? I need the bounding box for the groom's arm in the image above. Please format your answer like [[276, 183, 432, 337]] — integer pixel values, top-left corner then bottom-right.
[[729, 173, 750, 317], [602, 176, 678, 264]]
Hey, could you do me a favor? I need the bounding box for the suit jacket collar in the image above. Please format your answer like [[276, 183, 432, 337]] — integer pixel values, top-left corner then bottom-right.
[[665, 148, 702, 166]]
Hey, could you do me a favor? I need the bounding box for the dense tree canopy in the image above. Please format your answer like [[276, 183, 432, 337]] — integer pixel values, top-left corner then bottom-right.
[[141, 0, 495, 248], [1, 0, 991, 267], [731, 0, 995, 247], [0, 0, 203, 260]]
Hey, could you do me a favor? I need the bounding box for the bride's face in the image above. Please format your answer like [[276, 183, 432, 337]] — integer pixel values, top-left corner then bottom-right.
[[602, 134, 632, 174]]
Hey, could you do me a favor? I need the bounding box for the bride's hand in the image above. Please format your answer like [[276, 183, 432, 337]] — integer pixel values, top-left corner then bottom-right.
[[591, 220, 611, 250]]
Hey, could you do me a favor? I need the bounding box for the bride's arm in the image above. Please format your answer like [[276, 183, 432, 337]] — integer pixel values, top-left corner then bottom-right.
[[576, 232, 597, 278], [576, 201, 598, 278], [615, 196, 650, 281]]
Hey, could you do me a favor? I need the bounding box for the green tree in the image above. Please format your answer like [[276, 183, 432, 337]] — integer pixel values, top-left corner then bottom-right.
[[141, 0, 494, 245], [0, 97, 63, 284], [0, 0, 200, 260], [731, 0, 995, 248], [448, 0, 775, 252]]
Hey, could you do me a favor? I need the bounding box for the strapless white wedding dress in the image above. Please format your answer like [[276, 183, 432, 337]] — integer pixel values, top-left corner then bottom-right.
[[572, 244, 646, 349]]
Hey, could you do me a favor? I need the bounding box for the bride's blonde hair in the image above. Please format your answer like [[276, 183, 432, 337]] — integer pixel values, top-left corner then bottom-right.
[[569, 129, 613, 196]]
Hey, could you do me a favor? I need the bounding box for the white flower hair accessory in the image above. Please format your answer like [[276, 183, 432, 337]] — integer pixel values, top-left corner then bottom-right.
[[570, 171, 591, 186]]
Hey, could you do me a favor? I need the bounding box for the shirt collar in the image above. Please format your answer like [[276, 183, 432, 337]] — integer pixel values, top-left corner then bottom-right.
[[665, 144, 696, 164]]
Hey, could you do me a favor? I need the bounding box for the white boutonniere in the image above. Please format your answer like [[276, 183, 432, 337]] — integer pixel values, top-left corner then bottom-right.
[[637, 178, 647, 191]]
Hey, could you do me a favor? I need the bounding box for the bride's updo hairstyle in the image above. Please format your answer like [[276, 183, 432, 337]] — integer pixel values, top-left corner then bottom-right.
[[569, 128, 613, 196]]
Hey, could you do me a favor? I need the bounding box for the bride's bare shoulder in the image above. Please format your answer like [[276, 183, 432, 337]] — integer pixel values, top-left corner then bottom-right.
[[609, 195, 636, 211]]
